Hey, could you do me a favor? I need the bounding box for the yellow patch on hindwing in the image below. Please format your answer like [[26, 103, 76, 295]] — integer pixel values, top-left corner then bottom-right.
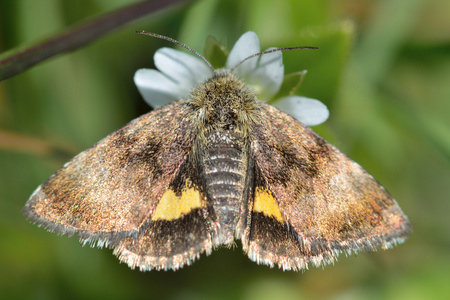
[[253, 187, 284, 222], [152, 181, 202, 221]]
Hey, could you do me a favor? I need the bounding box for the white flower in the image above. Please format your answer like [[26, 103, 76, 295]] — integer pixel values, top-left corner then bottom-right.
[[134, 47, 213, 108], [134, 32, 328, 126]]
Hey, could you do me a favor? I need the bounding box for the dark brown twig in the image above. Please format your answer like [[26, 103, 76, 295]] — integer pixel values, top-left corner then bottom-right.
[[0, 0, 192, 81]]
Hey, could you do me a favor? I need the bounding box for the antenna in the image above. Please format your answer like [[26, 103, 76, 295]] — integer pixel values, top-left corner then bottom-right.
[[136, 31, 215, 73], [136, 31, 318, 75], [229, 46, 318, 73]]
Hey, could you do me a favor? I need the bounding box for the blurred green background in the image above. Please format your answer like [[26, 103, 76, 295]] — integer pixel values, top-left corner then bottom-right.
[[1, 0, 449, 299]]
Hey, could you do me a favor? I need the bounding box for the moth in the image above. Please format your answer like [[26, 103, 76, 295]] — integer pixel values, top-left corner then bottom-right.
[[23, 32, 411, 271]]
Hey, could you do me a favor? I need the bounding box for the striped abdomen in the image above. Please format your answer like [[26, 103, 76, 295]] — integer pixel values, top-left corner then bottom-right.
[[202, 131, 248, 245]]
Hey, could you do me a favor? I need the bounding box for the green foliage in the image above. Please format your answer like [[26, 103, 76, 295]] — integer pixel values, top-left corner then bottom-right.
[[1, 0, 449, 299]]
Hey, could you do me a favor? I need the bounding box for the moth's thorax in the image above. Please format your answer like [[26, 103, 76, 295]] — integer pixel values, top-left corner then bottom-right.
[[189, 72, 258, 132]]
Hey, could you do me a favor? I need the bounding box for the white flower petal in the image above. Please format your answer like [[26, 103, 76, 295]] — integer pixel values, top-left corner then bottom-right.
[[274, 96, 329, 126], [154, 47, 213, 93], [134, 69, 184, 108], [226, 31, 260, 75], [247, 48, 284, 100], [226, 33, 284, 100]]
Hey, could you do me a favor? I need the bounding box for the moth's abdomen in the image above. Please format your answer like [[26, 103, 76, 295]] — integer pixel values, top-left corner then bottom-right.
[[202, 131, 248, 246]]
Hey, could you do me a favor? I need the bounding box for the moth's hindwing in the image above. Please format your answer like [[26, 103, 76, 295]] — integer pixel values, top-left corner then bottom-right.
[[23, 100, 213, 270], [243, 101, 412, 271], [114, 155, 213, 271]]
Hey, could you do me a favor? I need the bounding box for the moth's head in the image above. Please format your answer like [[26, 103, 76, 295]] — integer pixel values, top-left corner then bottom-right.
[[188, 72, 258, 130]]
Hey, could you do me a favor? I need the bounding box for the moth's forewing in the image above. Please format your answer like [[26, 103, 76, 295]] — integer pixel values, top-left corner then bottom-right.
[[23, 101, 200, 248], [243, 101, 412, 270]]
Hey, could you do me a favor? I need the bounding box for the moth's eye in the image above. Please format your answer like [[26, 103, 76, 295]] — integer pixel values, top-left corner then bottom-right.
[[226, 110, 237, 119], [223, 124, 232, 130]]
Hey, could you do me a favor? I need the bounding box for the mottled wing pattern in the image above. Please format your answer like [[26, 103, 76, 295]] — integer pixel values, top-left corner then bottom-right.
[[244, 101, 412, 271], [114, 154, 213, 271], [23, 100, 212, 270]]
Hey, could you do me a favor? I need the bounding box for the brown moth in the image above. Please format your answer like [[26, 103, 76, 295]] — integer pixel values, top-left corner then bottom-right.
[[23, 33, 411, 271]]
